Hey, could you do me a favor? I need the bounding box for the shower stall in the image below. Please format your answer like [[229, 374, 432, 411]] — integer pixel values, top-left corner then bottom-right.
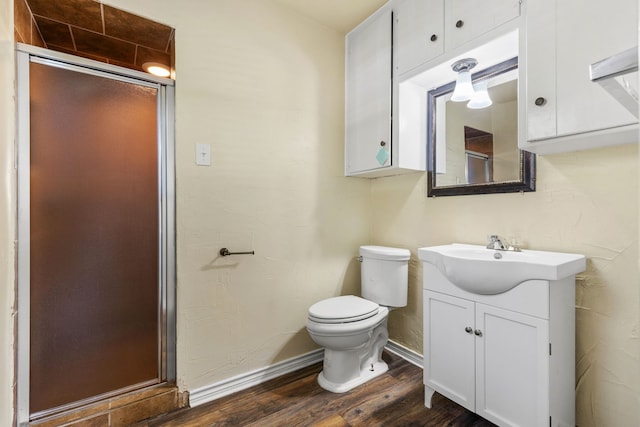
[[16, 44, 176, 424]]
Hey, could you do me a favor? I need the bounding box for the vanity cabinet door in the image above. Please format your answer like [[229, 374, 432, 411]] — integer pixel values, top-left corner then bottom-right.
[[345, 7, 392, 175], [523, 0, 638, 151], [475, 303, 549, 427], [444, 0, 521, 52], [423, 291, 475, 411], [395, 0, 444, 76]]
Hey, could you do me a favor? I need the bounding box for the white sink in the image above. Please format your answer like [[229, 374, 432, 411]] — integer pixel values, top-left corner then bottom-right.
[[418, 243, 586, 295]]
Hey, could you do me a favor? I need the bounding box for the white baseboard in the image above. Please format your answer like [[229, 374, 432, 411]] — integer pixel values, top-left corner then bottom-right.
[[189, 349, 324, 407], [188, 341, 423, 408], [385, 340, 424, 368]]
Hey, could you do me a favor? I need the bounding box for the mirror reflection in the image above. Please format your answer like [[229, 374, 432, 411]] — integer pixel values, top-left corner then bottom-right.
[[427, 57, 535, 196]]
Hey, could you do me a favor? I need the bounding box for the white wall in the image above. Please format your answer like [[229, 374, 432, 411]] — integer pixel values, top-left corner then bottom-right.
[[0, 0, 15, 424], [103, 0, 371, 393], [371, 144, 639, 427]]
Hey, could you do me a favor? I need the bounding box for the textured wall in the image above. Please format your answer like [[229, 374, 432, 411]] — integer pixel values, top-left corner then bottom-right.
[[371, 144, 639, 427], [104, 0, 371, 392], [0, 0, 15, 424]]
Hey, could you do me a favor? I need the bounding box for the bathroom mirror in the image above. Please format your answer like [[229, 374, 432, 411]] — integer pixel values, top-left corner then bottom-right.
[[427, 57, 535, 197]]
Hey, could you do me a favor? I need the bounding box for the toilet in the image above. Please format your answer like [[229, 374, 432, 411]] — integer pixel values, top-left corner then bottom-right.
[[306, 245, 410, 393]]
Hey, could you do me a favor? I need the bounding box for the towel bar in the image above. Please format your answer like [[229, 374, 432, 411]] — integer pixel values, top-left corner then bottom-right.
[[219, 248, 255, 257]]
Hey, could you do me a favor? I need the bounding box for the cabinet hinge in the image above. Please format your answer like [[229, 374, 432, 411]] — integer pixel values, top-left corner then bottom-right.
[[549, 343, 552, 356]]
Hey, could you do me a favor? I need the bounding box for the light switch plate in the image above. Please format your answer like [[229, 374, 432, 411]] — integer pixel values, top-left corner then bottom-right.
[[196, 143, 211, 166]]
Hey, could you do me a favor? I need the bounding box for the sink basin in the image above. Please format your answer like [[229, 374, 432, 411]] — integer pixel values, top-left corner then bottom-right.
[[418, 243, 586, 294]]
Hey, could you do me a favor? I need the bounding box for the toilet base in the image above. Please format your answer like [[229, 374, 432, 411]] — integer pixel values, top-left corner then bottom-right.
[[317, 360, 388, 393], [311, 315, 390, 394]]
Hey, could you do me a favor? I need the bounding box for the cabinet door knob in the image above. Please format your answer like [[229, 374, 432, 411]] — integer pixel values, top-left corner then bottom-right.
[[534, 97, 547, 106], [455, 20, 464, 28], [474, 329, 483, 337], [465, 326, 473, 334], [380, 141, 386, 147], [430, 34, 438, 42]]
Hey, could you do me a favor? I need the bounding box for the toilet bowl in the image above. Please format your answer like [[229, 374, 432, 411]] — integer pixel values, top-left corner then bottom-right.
[[306, 246, 410, 393], [307, 295, 390, 393]]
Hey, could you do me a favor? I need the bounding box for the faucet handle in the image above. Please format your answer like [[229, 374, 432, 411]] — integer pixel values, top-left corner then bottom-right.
[[486, 234, 509, 250], [508, 236, 523, 252]]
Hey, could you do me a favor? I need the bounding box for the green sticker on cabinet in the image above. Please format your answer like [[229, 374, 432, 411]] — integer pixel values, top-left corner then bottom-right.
[[376, 148, 389, 166]]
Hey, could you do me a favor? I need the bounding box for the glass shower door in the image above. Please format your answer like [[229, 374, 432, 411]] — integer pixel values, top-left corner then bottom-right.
[[26, 59, 163, 417]]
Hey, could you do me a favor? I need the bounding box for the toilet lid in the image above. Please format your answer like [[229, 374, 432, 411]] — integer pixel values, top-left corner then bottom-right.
[[308, 295, 379, 324]]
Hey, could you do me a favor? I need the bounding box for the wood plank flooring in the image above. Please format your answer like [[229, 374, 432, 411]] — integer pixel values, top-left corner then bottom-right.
[[137, 352, 495, 426]]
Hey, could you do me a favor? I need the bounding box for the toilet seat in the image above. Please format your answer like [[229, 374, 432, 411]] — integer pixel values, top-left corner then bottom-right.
[[308, 295, 379, 324]]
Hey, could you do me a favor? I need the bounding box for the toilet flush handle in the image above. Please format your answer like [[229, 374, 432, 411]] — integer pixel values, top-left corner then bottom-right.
[[357, 256, 363, 262]]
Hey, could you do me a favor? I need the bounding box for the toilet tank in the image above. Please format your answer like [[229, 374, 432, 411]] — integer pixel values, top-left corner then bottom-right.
[[360, 246, 410, 307]]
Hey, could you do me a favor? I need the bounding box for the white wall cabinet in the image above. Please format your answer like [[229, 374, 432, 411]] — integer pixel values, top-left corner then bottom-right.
[[443, 0, 521, 53], [395, 0, 444, 76], [395, 0, 521, 77], [345, 3, 427, 178], [520, 0, 638, 154], [345, 0, 523, 177], [346, 0, 523, 177], [345, 6, 393, 176], [422, 262, 576, 427], [351, 0, 637, 171]]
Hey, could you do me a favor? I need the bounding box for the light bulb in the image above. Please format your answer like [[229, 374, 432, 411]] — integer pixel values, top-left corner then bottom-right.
[[142, 62, 171, 77], [451, 70, 474, 102], [467, 80, 493, 109]]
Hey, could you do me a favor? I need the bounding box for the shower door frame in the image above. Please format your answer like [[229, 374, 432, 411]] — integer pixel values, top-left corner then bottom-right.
[[15, 44, 176, 426]]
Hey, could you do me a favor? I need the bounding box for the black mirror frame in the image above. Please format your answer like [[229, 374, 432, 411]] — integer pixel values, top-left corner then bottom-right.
[[426, 57, 536, 197]]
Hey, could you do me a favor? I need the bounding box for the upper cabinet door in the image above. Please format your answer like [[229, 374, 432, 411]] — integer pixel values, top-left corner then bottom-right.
[[524, 0, 557, 141], [555, 0, 637, 136], [345, 7, 393, 175], [395, 0, 444, 76], [524, 0, 638, 151], [395, 0, 520, 76], [444, 0, 521, 52]]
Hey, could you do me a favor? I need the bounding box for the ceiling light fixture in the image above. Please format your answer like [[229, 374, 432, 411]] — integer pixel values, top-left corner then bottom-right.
[[450, 58, 478, 102], [142, 62, 171, 78], [467, 80, 493, 109]]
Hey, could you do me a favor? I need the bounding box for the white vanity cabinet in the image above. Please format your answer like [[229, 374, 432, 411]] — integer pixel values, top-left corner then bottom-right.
[[422, 262, 576, 427], [521, 0, 638, 154], [394, 0, 521, 77], [424, 290, 549, 426]]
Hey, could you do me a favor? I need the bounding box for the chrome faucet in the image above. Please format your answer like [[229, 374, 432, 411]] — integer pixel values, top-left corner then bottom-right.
[[486, 235, 523, 251], [486, 235, 510, 251]]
